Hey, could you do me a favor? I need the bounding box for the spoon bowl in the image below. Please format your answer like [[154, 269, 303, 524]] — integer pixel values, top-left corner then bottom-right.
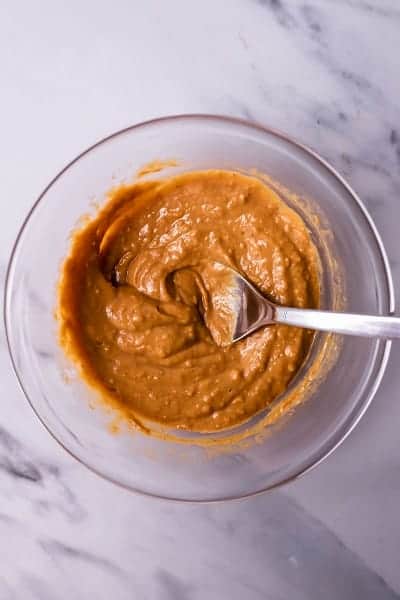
[[214, 263, 400, 345]]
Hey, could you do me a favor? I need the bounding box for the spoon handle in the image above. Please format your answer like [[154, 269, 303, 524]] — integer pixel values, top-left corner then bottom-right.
[[274, 306, 400, 339]]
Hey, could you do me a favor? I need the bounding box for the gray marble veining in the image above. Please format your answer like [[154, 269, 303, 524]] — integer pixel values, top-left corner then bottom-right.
[[1, 0, 400, 598]]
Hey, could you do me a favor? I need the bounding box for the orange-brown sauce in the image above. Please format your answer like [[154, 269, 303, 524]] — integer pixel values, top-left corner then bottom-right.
[[58, 170, 320, 432]]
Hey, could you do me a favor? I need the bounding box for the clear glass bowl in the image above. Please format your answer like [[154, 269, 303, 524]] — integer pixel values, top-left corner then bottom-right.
[[4, 115, 394, 501]]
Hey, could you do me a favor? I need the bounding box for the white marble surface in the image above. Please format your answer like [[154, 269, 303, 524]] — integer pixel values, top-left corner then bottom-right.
[[1, 0, 400, 598]]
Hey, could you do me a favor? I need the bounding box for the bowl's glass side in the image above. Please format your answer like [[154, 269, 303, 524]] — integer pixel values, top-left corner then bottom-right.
[[5, 116, 392, 501]]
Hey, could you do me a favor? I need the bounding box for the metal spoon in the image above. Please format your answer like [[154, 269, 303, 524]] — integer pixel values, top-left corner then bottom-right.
[[214, 263, 400, 345]]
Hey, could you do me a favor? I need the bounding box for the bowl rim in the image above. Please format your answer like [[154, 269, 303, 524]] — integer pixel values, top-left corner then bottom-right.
[[3, 113, 395, 503]]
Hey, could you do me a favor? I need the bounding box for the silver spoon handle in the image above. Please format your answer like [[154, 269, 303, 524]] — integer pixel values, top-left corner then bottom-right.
[[274, 306, 400, 339]]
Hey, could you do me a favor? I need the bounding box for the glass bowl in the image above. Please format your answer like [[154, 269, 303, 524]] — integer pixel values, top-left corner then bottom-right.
[[4, 115, 394, 501]]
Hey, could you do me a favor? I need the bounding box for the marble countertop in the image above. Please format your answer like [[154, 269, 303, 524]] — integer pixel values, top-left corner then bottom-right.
[[1, 0, 400, 598]]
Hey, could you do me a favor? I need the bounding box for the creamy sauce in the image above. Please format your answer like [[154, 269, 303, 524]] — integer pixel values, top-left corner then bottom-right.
[[58, 170, 320, 432]]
